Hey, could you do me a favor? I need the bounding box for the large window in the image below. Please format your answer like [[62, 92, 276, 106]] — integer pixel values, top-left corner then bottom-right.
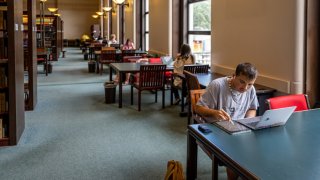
[[188, 0, 211, 65], [144, 0, 149, 51]]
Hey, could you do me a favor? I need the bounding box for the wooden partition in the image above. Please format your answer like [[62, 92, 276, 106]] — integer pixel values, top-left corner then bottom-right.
[[0, 0, 25, 146]]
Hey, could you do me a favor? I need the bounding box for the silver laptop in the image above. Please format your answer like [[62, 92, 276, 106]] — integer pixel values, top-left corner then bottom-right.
[[236, 106, 296, 130], [160, 56, 173, 65]]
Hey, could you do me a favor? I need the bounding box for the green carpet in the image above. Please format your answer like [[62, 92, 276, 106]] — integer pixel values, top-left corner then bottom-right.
[[0, 48, 225, 180]]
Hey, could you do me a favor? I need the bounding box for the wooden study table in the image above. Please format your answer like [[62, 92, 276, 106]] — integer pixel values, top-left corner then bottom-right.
[[187, 109, 320, 180], [109, 63, 173, 108], [95, 50, 147, 74]]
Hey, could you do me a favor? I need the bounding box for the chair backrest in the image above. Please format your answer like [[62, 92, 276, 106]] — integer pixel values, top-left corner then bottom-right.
[[266, 94, 310, 112], [139, 64, 166, 89], [122, 56, 142, 63], [184, 64, 209, 74], [190, 89, 206, 123], [110, 43, 121, 49], [122, 49, 136, 56], [184, 70, 201, 91], [149, 58, 162, 64], [121, 49, 137, 62], [93, 43, 104, 51], [100, 50, 116, 63], [101, 47, 115, 51]]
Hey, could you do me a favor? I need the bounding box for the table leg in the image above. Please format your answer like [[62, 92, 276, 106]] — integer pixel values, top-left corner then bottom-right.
[[109, 67, 113, 81], [118, 72, 123, 108], [187, 132, 198, 180], [45, 56, 48, 76], [213, 156, 218, 180]]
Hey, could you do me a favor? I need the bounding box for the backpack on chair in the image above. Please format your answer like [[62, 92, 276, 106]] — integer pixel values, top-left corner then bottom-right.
[[164, 160, 185, 180]]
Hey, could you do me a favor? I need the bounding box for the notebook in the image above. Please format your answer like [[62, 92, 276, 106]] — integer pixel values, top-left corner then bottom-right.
[[236, 106, 296, 130]]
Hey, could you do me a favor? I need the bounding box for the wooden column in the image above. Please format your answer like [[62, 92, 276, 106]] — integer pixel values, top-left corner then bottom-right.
[[305, 0, 320, 105]]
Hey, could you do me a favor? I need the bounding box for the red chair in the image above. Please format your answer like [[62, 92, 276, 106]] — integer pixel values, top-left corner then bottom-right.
[[149, 58, 162, 64], [266, 94, 310, 112]]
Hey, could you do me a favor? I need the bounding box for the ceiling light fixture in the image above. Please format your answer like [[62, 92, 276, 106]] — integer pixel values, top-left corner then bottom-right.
[[48, 8, 58, 13], [96, 11, 104, 16], [113, 0, 125, 4], [103, 7, 112, 12]]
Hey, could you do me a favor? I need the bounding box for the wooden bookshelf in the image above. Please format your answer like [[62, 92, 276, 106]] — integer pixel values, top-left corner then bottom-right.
[[0, 0, 25, 146], [36, 15, 63, 61], [23, 0, 37, 111]]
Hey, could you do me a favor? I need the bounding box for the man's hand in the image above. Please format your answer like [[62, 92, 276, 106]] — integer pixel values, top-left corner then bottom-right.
[[210, 109, 231, 121]]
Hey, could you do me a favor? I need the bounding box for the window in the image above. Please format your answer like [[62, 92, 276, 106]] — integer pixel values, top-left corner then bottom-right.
[[188, 0, 211, 65], [143, 0, 149, 51]]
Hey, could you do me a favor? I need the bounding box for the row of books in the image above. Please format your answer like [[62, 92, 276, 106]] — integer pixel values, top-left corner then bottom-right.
[[0, 118, 6, 138], [0, 92, 7, 113], [0, 67, 7, 88]]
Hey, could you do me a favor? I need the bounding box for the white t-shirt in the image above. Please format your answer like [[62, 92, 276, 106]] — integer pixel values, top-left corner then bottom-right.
[[197, 76, 259, 120]]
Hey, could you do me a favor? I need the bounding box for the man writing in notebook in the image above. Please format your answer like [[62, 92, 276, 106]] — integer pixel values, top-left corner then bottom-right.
[[195, 62, 259, 180]]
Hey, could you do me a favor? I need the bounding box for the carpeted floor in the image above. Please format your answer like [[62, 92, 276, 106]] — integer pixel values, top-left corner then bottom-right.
[[0, 48, 226, 180]]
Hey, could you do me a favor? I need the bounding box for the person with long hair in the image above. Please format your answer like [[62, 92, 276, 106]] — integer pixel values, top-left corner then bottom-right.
[[172, 44, 195, 105], [122, 38, 135, 50]]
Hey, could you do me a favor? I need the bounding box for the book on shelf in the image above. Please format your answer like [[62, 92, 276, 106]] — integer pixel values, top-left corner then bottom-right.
[[0, 66, 7, 88], [0, 92, 6, 113], [212, 120, 251, 135]]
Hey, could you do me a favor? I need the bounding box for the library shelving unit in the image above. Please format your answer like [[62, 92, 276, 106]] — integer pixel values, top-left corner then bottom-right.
[[22, 0, 37, 111], [0, 0, 25, 146], [36, 15, 63, 61]]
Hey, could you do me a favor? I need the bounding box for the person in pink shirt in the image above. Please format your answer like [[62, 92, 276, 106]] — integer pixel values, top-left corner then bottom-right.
[[122, 38, 135, 50]]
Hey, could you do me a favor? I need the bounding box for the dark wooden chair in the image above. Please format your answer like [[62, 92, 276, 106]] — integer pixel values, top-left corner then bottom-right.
[[99, 49, 117, 75], [189, 89, 206, 124], [122, 56, 142, 63], [92, 43, 104, 60], [37, 48, 48, 76], [121, 49, 136, 62], [170, 64, 210, 116], [184, 70, 202, 124], [184, 64, 209, 73], [130, 64, 167, 111]]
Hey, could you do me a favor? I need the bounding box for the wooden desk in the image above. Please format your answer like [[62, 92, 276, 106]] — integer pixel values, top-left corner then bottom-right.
[[195, 73, 276, 115], [95, 50, 147, 74], [109, 63, 173, 108], [187, 109, 320, 180]]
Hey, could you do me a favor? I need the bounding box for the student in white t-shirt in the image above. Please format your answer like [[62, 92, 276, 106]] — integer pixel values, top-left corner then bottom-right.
[[196, 62, 259, 180]]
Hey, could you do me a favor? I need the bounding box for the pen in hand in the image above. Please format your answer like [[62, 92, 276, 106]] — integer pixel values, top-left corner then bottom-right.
[[220, 109, 234, 125]]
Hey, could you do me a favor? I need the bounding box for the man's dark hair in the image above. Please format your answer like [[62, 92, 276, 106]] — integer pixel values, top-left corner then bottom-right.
[[235, 62, 258, 80]]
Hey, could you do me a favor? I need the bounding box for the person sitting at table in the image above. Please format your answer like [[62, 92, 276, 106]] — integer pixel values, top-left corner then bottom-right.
[[122, 38, 135, 50], [195, 62, 259, 180], [114, 38, 135, 84], [102, 36, 109, 46], [172, 43, 195, 105], [109, 34, 118, 44]]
